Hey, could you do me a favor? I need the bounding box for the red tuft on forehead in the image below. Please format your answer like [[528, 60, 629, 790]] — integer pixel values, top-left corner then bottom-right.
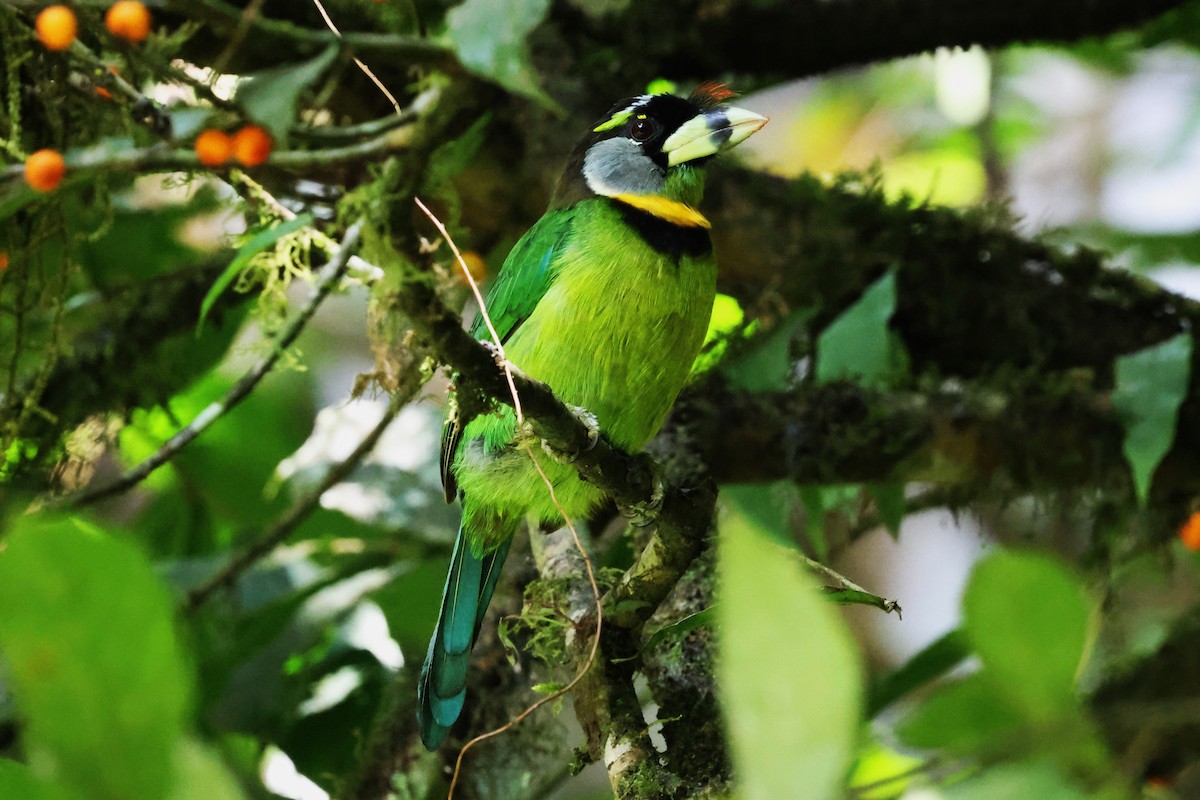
[[690, 81, 737, 108]]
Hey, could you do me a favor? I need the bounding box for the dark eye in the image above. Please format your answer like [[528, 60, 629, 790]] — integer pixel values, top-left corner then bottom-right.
[[630, 118, 655, 142]]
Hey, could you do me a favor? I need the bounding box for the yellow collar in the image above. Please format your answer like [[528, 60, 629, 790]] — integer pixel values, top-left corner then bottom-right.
[[612, 193, 711, 229]]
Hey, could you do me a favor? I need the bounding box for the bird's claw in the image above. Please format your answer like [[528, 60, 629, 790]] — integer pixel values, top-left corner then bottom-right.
[[624, 471, 665, 527], [540, 404, 599, 464]]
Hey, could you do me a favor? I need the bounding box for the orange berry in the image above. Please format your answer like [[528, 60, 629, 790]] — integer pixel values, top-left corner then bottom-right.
[[24, 149, 66, 192], [36, 5, 77, 51], [231, 125, 273, 167], [105, 1, 151, 43], [194, 129, 233, 167], [1179, 511, 1200, 551], [0, 252, 8, 271]]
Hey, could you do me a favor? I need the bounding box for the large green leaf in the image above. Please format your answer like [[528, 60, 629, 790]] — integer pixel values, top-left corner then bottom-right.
[[1111, 332, 1193, 505], [446, 0, 557, 109], [79, 190, 219, 289], [235, 46, 339, 141], [0, 517, 191, 800], [816, 272, 899, 387], [722, 308, 811, 392], [0, 760, 75, 800], [898, 673, 1024, 752], [869, 628, 969, 715], [963, 550, 1092, 716], [943, 760, 1088, 800], [717, 485, 863, 800]]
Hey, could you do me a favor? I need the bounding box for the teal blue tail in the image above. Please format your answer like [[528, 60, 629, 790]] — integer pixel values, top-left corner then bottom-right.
[[418, 524, 512, 750]]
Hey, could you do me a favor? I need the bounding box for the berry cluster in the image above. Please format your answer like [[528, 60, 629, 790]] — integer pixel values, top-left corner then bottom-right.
[[24, 3, 274, 193]]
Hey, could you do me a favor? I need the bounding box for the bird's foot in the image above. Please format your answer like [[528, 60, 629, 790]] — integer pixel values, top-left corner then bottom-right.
[[540, 404, 599, 464], [624, 470, 665, 527]]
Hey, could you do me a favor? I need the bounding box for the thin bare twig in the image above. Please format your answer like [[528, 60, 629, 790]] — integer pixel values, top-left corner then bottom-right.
[[413, 197, 522, 421], [310, 0, 403, 116], [61, 219, 363, 510], [183, 385, 407, 612]]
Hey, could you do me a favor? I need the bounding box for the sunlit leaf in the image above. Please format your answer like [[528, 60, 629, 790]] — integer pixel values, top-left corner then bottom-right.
[[0, 517, 190, 800], [446, 0, 558, 110], [846, 742, 924, 800], [236, 46, 339, 142], [881, 149, 986, 207], [718, 485, 862, 800], [816, 272, 898, 387], [1111, 332, 1193, 505], [692, 293, 746, 375], [964, 550, 1092, 715]]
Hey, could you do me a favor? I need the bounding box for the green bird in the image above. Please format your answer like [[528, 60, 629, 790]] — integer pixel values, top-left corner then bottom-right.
[[418, 85, 767, 749]]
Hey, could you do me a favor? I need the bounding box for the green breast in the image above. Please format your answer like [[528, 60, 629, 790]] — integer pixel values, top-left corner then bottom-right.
[[503, 199, 716, 450]]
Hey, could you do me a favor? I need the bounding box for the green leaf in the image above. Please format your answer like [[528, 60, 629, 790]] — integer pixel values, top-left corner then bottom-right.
[[718, 485, 862, 800], [198, 213, 314, 333], [691, 293, 746, 375], [869, 628, 970, 715], [898, 673, 1025, 753], [943, 760, 1088, 800], [80, 192, 218, 289], [446, 0, 558, 110], [424, 113, 492, 190], [799, 485, 828, 559], [236, 46, 339, 142], [799, 484, 858, 560], [722, 308, 811, 392], [643, 607, 716, 652], [725, 481, 801, 549], [0, 760, 75, 800], [0, 517, 191, 800], [816, 272, 898, 387], [964, 550, 1092, 715], [1111, 332, 1193, 505], [868, 482, 906, 538], [167, 107, 216, 141], [169, 740, 246, 800]]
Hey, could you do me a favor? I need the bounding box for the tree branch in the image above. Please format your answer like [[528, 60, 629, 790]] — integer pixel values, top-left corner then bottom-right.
[[61, 220, 362, 510], [555, 0, 1186, 87], [182, 378, 410, 612]]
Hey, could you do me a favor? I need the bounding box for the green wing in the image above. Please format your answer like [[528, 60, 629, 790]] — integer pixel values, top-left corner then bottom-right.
[[440, 207, 577, 499]]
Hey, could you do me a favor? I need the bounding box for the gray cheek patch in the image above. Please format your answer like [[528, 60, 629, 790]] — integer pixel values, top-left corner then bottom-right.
[[583, 137, 665, 196]]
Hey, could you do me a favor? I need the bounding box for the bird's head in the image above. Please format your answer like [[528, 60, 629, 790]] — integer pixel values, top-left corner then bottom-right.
[[552, 83, 768, 216]]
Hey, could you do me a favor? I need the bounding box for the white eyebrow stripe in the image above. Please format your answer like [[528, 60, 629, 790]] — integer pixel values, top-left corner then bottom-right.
[[620, 95, 654, 115]]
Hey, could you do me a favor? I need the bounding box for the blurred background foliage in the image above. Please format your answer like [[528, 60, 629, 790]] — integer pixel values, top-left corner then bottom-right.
[[4, 0, 1200, 799]]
